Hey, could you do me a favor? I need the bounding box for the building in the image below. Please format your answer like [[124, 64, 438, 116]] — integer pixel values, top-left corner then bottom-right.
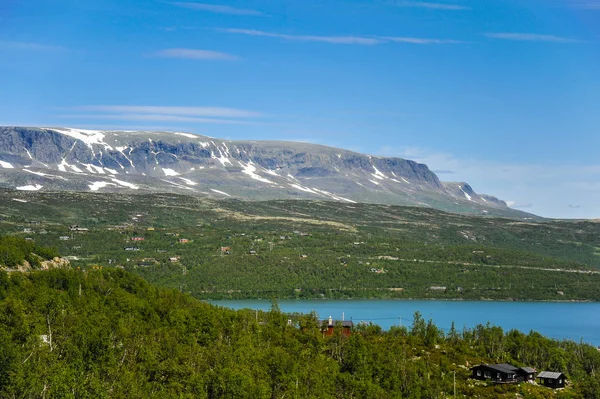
[[519, 367, 536, 382], [59, 236, 70, 241], [179, 238, 190, 243], [537, 371, 567, 388], [320, 316, 353, 337], [471, 364, 519, 383], [131, 237, 145, 241]]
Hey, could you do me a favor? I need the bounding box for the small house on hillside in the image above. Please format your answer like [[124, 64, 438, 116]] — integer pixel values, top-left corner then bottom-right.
[[131, 237, 145, 241], [321, 316, 353, 337], [520, 367, 536, 382], [179, 238, 190, 243], [471, 364, 519, 383], [537, 371, 567, 388]]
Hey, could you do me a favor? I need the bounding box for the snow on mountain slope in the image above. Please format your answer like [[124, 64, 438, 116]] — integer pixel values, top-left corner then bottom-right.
[[0, 126, 532, 218]]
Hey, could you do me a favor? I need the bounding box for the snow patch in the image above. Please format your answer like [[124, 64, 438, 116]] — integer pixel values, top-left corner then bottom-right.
[[264, 169, 279, 176], [372, 165, 387, 180], [16, 184, 43, 191], [401, 177, 410, 184], [174, 132, 197, 139], [11, 198, 28, 203], [458, 185, 473, 201], [111, 178, 139, 189], [0, 160, 14, 169], [176, 177, 198, 186], [199, 142, 209, 148], [210, 189, 231, 197], [368, 179, 380, 186], [89, 181, 114, 191], [163, 168, 180, 176], [240, 161, 275, 184], [23, 169, 68, 181], [24, 148, 33, 159], [46, 128, 113, 150], [289, 184, 318, 194]]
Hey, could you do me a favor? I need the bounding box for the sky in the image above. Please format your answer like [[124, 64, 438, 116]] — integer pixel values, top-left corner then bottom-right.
[[0, 0, 599, 219]]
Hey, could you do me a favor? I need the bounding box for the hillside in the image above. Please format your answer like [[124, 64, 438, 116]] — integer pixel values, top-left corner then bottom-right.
[[0, 126, 533, 219], [1, 189, 599, 301], [1, 268, 600, 398]]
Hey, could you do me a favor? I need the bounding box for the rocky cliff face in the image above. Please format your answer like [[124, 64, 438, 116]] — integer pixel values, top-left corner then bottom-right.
[[0, 126, 528, 218]]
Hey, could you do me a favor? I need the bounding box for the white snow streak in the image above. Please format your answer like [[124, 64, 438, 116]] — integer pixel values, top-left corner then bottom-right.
[[289, 184, 318, 194], [16, 184, 43, 191], [458, 185, 473, 201], [210, 189, 231, 197], [0, 160, 14, 169], [11, 198, 28, 203], [110, 178, 139, 189], [240, 161, 275, 184], [88, 182, 113, 191], [46, 128, 113, 150], [174, 132, 197, 139], [23, 169, 68, 181], [371, 165, 387, 180], [176, 177, 198, 186]]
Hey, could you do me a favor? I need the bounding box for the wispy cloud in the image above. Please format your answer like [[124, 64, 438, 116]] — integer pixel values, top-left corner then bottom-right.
[[378, 146, 600, 219], [382, 36, 466, 44], [394, 1, 469, 10], [58, 105, 263, 126], [170, 2, 262, 15], [56, 114, 258, 125], [221, 28, 383, 45], [70, 105, 262, 118], [485, 33, 582, 43], [570, 0, 600, 9], [0, 40, 66, 52], [154, 48, 238, 60], [221, 29, 463, 45]]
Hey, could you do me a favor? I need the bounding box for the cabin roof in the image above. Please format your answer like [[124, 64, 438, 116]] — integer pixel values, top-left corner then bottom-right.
[[321, 320, 353, 327], [537, 371, 565, 379], [520, 367, 536, 373], [474, 364, 518, 374]]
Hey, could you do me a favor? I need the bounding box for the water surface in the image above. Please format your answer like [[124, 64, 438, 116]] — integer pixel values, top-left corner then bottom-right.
[[212, 299, 600, 346]]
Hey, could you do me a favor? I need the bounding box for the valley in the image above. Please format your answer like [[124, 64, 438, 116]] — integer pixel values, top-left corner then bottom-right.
[[1, 189, 599, 302]]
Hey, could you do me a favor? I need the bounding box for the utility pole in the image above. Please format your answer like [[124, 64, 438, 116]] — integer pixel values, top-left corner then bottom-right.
[[453, 371, 456, 399]]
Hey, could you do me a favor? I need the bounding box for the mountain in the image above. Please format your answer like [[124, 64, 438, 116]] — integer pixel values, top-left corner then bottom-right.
[[0, 126, 531, 218]]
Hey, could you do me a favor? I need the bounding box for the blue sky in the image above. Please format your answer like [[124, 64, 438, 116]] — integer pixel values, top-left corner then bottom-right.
[[1, 0, 599, 218]]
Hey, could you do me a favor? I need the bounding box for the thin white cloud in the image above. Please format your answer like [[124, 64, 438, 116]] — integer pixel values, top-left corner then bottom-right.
[[56, 113, 258, 125], [221, 29, 463, 45], [0, 40, 66, 52], [382, 36, 466, 44], [485, 33, 582, 43], [70, 105, 261, 118], [155, 48, 238, 60], [221, 28, 383, 45], [170, 2, 262, 15], [570, 0, 600, 9], [395, 1, 469, 10], [378, 146, 600, 219]]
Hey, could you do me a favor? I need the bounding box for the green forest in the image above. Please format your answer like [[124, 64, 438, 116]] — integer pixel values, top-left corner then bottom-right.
[[1, 267, 600, 398], [1, 190, 600, 301]]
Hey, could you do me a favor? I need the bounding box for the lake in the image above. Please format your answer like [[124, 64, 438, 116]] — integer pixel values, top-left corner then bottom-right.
[[211, 299, 600, 346]]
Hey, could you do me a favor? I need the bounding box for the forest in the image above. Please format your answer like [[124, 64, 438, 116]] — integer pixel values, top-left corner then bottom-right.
[[1, 266, 600, 398], [1, 190, 600, 301]]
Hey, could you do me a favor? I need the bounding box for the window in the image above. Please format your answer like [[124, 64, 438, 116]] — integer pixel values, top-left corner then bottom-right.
[[484, 371, 491, 378], [477, 370, 481, 377]]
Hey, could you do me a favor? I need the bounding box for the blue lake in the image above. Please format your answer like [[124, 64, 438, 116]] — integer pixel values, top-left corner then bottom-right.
[[211, 300, 600, 346]]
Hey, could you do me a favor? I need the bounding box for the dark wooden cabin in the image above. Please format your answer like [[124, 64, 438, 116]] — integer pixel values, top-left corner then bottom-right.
[[537, 371, 567, 388], [320, 316, 352, 337], [471, 364, 519, 383], [518, 367, 536, 382]]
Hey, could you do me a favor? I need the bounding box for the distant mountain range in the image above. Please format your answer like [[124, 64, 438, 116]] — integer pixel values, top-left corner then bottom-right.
[[0, 126, 533, 219]]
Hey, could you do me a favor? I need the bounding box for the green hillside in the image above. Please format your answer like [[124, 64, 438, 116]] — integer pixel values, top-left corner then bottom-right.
[[1, 189, 600, 301], [1, 268, 600, 398]]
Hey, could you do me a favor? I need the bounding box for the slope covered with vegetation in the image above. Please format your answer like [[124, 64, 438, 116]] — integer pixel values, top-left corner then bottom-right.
[[1, 268, 600, 398], [1, 189, 600, 301]]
